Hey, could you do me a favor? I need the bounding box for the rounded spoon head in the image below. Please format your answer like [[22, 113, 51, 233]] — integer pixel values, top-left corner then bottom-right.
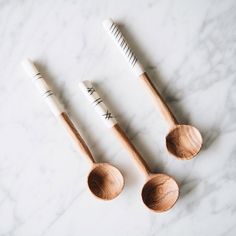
[[166, 125, 202, 160], [141, 174, 179, 212], [88, 163, 124, 200]]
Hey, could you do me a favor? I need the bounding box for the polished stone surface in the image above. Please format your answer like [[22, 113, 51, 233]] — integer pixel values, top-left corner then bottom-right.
[[0, 0, 236, 235]]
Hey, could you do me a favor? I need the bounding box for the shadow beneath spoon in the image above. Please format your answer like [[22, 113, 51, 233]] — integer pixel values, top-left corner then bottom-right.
[[94, 82, 166, 170], [34, 61, 70, 110], [178, 177, 199, 201], [200, 127, 221, 151], [116, 24, 219, 154], [33, 62, 109, 164]]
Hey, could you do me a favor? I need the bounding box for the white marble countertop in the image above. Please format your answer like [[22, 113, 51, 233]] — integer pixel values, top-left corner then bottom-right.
[[0, 0, 236, 235]]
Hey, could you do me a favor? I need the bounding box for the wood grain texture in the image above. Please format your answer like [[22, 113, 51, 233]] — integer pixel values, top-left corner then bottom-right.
[[59, 112, 124, 200], [166, 125, 202, 160], [141, 174, 179, 212], [88, 163, 124, 200], [139, 73, 177, 128], [22, 61, 124, 200], [112, 124, 151, 177], [139, 73, 202, 160], [112, 124, 179, 212]]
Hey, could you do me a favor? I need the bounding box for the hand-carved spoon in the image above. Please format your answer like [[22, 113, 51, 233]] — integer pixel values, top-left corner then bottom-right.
[[22, 59, 124, 200], [79, 80, 179, 212], [103, 18, 202, 160]]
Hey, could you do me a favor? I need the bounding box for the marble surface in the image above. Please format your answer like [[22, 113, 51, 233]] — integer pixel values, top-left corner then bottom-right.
[[0, 0, 236, 235]]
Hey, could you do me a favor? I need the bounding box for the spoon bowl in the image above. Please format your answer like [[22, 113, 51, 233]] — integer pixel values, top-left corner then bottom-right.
[[166, 125, 202, 160], [103, 19, 203, 160], [141, 174, 179, 212], [22, 60, 125, 201], [88, 163, 124, 200], [80, 80, 180, 211]]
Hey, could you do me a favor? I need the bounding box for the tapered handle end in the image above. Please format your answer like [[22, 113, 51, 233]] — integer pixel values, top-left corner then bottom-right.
[[102, 18, 113, 30], [22, 58, 39, 78], [21, 58, 64, 117], [102, 18, 145, 77]]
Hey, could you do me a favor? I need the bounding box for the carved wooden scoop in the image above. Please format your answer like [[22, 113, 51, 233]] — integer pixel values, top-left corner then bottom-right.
[[22, 59, 124, 200], [103, 19, 202, 160], [79, 81, 179, 212]]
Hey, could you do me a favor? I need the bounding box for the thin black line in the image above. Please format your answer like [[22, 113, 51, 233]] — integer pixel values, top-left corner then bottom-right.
[[127, 50, 133, 61], [44, 90, 52, 95], [125, 47, 129, 55], [131, 57, 136, 66], [46, 91, 54, 97], [115, 31, 120, 38], [120, 39, 125, 47], [87, 87, 95, 95], [110, 22, 114, 30], [93, 98, 102, 106], [114, 28, 120, 38], [44, 90, 52, 94], [113, 27, 119, 37], [130, 52, 135, 63], [44, 90, 53, 97], [128, 50, 132, 62], [111, 25, 117, 33], [110, 23, 116, 32], [129, 52, 135, 62], [123, 43, 127, 51], [131, 57, 137, 67], [113, 27, 118, 36], [34, 72, 40, 77], [36, 76, 43, 80], [103, 110, 113, 120], [117, 33, 123, 43]]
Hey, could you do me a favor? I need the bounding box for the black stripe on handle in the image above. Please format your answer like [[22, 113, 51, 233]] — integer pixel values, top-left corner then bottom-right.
[[109, 23, 138, 68]]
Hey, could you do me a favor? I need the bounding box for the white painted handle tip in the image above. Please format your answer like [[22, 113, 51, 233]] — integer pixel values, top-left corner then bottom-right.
[[22, 58, 39, 78], [78, 80, 91, 91], [22, 58, 64, 117], [102, 18, 145, 76], [102, 18, 114, 30]]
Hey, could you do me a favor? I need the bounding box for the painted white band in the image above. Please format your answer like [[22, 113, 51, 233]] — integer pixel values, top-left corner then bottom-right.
[[79, 80, 117, 128], [103, 18, 145, 77], [45, 95, 64, 117], [21, 59, 64, 117]]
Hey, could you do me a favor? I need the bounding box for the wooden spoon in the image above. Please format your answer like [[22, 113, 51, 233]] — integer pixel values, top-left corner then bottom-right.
[[79, 81, 179, 212], [103, 19, 202, 160], [22, 59, 124, 200]]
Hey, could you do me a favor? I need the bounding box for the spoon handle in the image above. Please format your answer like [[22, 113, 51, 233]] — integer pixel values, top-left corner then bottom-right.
[[22, 59, 95, 164], [103, 18, 177, 129], [139, 73, 177, 128], [79, 81, 118, 128], [79, 80, 151, 177], [103, 18, 144, 77], [112, 124, 151, 177]]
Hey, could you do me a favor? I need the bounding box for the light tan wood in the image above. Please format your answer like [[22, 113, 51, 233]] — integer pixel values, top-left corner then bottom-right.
[[142, 174, 179, 212], [60, 112, 95, 164], [140, 73, 177, 128], [59, 112, 124, 200], [22, 60, 124, 201], [166, 125, 202, 160], [139, 73, 202, 160], [88, 163, 124, 200], [112, 124, 179, 212], [112, 124, 151, 177]]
